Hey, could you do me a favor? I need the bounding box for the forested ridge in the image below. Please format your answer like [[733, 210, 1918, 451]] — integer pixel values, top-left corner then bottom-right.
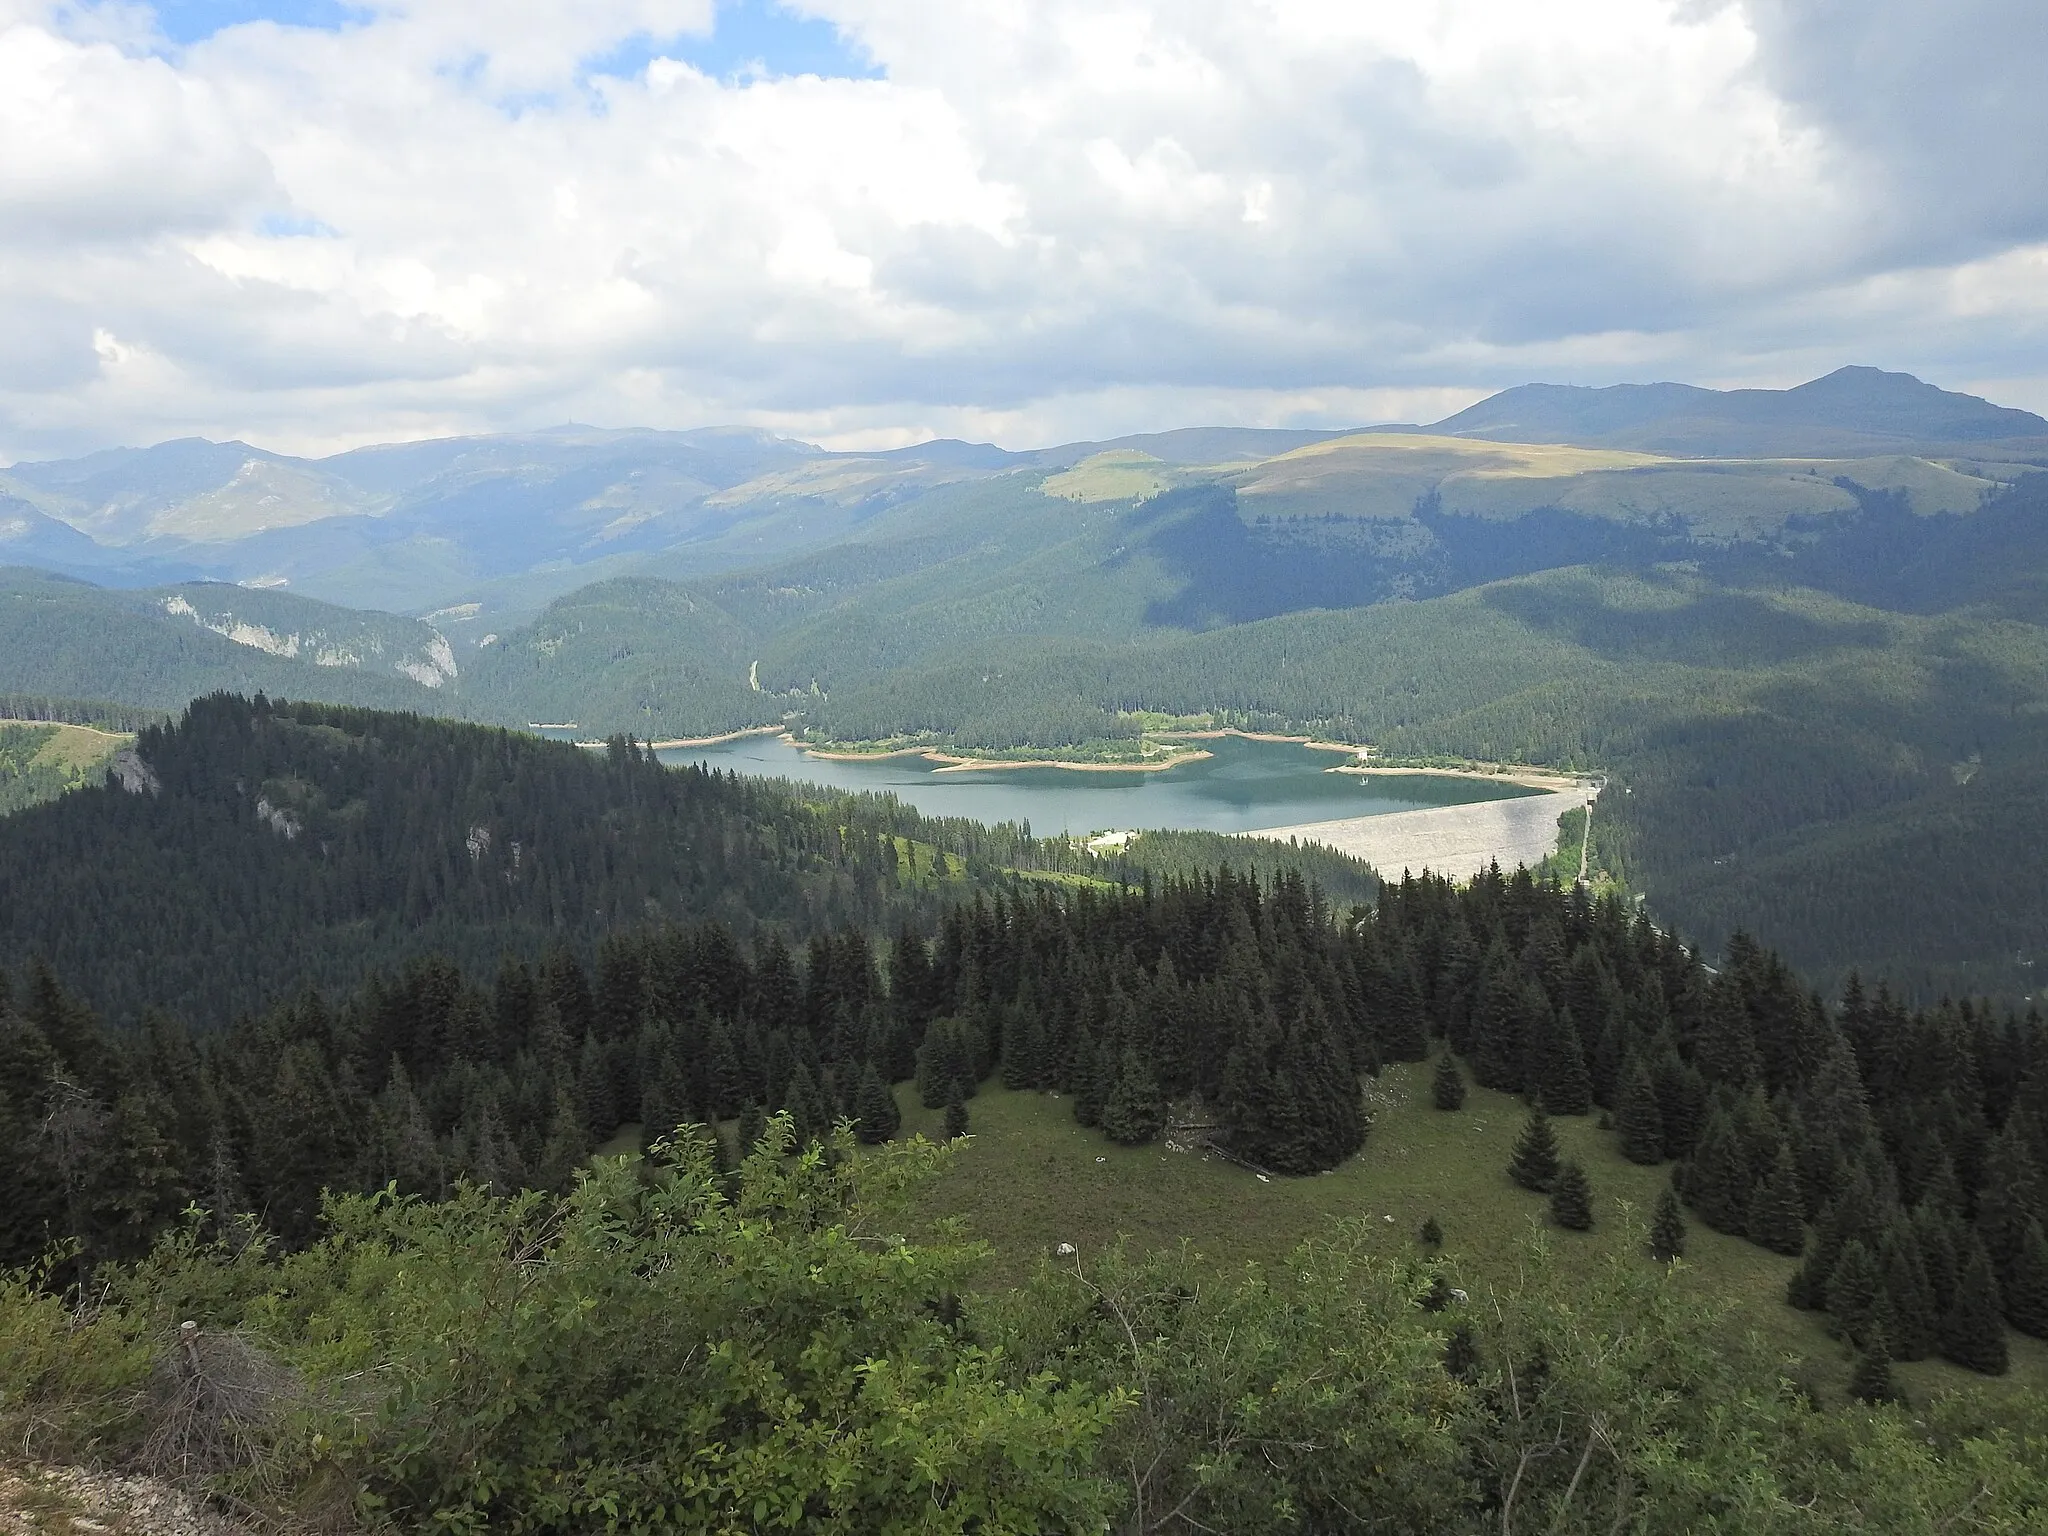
[[0, 694, 1186, 1026]]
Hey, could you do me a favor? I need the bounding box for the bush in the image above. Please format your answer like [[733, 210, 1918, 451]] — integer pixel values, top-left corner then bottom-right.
[[0, 1256, 152, 1460]]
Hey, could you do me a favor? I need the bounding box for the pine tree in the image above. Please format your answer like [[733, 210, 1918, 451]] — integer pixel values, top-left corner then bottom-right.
[[2002, 1217, 2048, 1339], [1683, 1109, 1755, 1236], [1879, 1221, 1938, 1361], [1939, 1238, 2010, 1375], [784, 1062, 833, 1148], [1070, 1028, 1105, 1128], [999, 1009, 1041, 1092], [1419, 1215, 1443, 1250], [1550, 1161, 1593, 1230], [1432, 1051, 1467, 1111], [916, 1021, 967, 1109], [1650, 1047, 1706, 1158], [1825, 1239, 1881, 1347], [853, 1060, 901, 1145], [1508, 1103, 1561, 1193], [1745, 1143, 1806, 1256], [1100, 1047, 1166, 1147], [1540, 1012, 1593, 1116], [736, 1100, 767, 1156], [1849, 1324, 1899, 1406], [1443, 1321, 1482, 1382], [1613, 1057, 1665, 1164], [1976, 1121, 2047, 1295], [534, 1087, 589, 1193], [1649, 1186, 1687, 1261], [1382, 963, 1429, 1064], [944, 1078, 970, 1139], [1471, 966, 1525, 1093], [1914, 1204, 1963, 1317]]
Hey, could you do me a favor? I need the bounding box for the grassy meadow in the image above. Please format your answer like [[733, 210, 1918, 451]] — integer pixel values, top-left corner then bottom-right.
[[893, 1059, 2048, 1409]]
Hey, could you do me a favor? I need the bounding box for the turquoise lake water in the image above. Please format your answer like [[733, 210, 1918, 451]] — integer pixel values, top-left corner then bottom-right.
[[648, 732, 1538, 836]]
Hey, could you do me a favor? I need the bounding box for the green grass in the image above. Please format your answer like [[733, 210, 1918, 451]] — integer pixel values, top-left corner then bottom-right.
[[903, 1062, 2048, 1409]]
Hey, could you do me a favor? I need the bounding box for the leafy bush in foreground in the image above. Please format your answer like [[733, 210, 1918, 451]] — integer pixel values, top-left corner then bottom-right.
[[7, 1128, 2048, 1532]]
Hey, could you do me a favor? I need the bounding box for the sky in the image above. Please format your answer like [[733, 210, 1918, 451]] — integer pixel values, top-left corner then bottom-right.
[[3, 0, 2046, 459]]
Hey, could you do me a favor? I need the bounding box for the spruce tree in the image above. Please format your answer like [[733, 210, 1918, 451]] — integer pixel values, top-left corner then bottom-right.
[[1383, 964, 1429, 1063], [1100, 1046, 1166, 1147], [1071, 1029, 1105, 1129], [1650, 1186, 1687, 1262], [1508, 1103, 1561, 1193], [2002, 1217, 2048, 1339], [944, 1078, 970, 1140], [736, 1100, 767, 1156], [1651, 1047, 1707, 1158], [1825, 1238, 1880, 1347], [1432, 1051, 1467, 1111], [852, 1061, 901, 1145], [1550, 1160, 1594, 1230], [1683, 1109, 1755, 1236], [999, 1010, 1041, 1092], [1745, 1144, 1807, 1256], [1613, 1057, 1665, 1164], [1879, 1222, 1938, 1361], [1540, 1012, 1593, 1117], [1471, 968, 1525, 1093], [784, 1061, 832, 1147], [1849, 1325, 1899, 1406], [1419, 1216, 1443, 1250], [1914, 1204, 1963, 1317], [1443, 1322, 1481, 1383], [535, 1087, 590, 1193], [1939, 1239, 2010, 1375]]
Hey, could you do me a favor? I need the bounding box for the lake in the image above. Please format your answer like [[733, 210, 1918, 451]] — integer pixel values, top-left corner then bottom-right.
[[650, 732, 1539, 836]]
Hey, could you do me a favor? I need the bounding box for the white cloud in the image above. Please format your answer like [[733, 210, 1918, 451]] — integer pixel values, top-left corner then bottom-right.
[[0, 0, 2044, 460]]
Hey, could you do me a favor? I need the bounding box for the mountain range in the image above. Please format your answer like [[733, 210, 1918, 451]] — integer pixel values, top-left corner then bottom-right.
[[4, 367, 2041, 629]]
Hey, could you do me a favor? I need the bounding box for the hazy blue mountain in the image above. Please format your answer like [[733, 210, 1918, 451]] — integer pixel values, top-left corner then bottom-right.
[[6, 368, 2044, 630], [1424, 366, 2048, 456], [0, 493, 128, 570]]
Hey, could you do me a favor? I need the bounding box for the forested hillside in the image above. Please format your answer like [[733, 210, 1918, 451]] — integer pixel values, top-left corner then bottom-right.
[[9, 750, 2048, 1378], [0, 569, 452, 715], [0, 696, 1370, 1028], [7, 696, 2048, 1528], [451, 470, 2048, 998]]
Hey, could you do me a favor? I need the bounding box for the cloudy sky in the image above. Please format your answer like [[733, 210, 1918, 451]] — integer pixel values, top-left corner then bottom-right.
[[3, 0, 2045, 459]]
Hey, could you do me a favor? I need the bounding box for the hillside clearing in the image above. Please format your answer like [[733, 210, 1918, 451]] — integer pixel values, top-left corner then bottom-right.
[[902, 1065, 2048, 1409]]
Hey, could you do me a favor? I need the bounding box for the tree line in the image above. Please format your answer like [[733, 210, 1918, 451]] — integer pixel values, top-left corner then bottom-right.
[[10, 823, 2048, 1376]]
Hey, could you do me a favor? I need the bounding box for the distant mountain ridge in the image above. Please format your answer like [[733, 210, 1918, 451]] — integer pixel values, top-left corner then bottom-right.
[[1418, 366, 2048, 457], [3, 369, 2042, 625]]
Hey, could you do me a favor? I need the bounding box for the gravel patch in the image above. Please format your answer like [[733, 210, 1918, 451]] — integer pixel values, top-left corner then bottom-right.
[[0, 1465, 258, 1536]]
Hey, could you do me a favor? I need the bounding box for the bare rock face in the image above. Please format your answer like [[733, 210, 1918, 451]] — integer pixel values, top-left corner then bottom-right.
[[252, 798, 302, 841], [107, 749, 162, 798]]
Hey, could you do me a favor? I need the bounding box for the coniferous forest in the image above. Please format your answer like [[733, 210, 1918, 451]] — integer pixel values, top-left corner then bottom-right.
[[4, 697, 2047, 1529]]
